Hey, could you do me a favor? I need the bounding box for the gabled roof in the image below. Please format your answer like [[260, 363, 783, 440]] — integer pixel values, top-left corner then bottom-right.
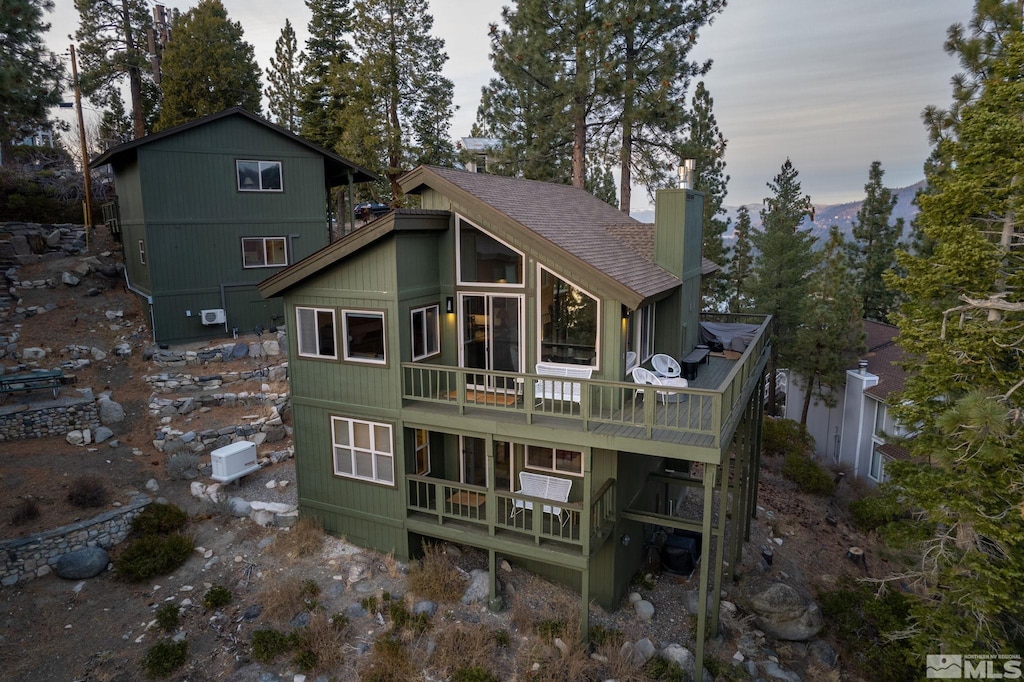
[[603, 223, 721, 276], [400, 166, 684, 307], [89, 107, 379, 185], [861, 320, 909, 400]]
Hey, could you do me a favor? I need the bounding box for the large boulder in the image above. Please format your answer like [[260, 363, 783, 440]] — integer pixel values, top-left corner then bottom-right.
[[98, 398, 125, 425], [55, 547, 109, 579], [744, 581, 823, 641]]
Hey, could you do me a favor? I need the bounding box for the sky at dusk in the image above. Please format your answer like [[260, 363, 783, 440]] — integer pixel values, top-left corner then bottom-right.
[[45, 0, 973, 209]]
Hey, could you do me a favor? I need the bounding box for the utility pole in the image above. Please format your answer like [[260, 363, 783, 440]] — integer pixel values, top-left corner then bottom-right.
[[69, 44, 94, 231]]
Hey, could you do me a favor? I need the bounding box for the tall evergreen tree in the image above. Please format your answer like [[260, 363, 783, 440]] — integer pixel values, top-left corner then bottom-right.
[[792, 226, 864, 425], [335, 0, 454, 201], [727, 205, 754, 313], [298, 0, 353, 147], [0, 0, 62, 162], [749, 159, 816, 415], [73, 0, 155, 138], [156, 0, 261, 129], [266, 19, 304, 133], [846, 161, 903, 322], [686, 82, 730, 310]]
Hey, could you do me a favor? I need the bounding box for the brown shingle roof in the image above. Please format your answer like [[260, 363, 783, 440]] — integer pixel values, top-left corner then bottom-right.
[[861, 320, 909, 400], [603, 223, 721, 276], [402, 166, 684, 303]]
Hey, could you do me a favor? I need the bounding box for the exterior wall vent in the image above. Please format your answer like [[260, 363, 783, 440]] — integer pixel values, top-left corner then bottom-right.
[[201, 308, 226, 325]]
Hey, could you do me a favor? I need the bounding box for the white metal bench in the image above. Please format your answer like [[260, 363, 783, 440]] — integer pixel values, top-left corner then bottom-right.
[[534, 361, 593, 404], [510, 471, 573, 527]]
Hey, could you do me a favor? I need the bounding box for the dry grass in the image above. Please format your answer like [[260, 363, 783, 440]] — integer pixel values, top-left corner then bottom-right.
[[383, 551, 401, 578], [357, 634, 419, 682], [257, 575, 321, 625], [427, 624, 501, 678], [515, 638, 595, 682], [293, 611, 348, 673], [66, 475, 109, 508], [406, 543, 464, 603], [269, 515, 324, 562]]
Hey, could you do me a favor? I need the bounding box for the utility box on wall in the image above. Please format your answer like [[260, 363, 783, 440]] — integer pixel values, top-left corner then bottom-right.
[[210, 440, 259, 483]]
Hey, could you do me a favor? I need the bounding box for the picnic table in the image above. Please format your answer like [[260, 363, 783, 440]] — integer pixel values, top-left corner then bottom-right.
[[0, 369, 64, 403]]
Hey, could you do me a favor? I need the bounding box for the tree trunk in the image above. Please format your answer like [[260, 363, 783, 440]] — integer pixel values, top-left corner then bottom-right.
[[571, 28, 587, 188], [619, 29, 635, 214], [766, 343, 779, 417], [800, 376, 813, 426], [121, 0, 145, 138]]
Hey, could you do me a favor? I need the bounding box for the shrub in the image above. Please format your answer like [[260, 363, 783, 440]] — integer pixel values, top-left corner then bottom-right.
[[644, 656, 687, 682], [849, 494, 900, 531], [763, 417, 813, 458], [155, 603, 180, 632], [251, 629, 292, 663], [165, 452, 200, 481], [115, 533, 195, 581], [536, 619, 566, 641], [132, 503, 188, 536], [781, 452, 836, 496], [10, 498, 40, 524], [67, 476, 108, 508], [407, 543, 464, 603], [451, 667, 501, 682], [360, 635, 416, 682], [202, 585, 232, 610], [259, 576, 321, 624], [142, 639, 188, 678], [819, 580, 914, 681], [269, 515, 324, 561]]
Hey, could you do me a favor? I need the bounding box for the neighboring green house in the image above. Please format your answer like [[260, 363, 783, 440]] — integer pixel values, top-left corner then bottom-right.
[[91, 107, 377, 345], [259, 166, 770, 671]]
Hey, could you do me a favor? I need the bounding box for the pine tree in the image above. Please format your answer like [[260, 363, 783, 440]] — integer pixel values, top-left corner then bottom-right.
[[882, 15, 1024, 656], [792, 226, 864, 425], [335, 0, 454, 202], [266, 19, 304, 133], [846, 161, 903, 322], [298, 0, 353, 148], [156, 0, 262, 129], [73, 0, 155, 138], [727, 205, 754, 313], [686, 82, 730, 310], [0, 0, 62, 162], [748, 159, 816, 415]]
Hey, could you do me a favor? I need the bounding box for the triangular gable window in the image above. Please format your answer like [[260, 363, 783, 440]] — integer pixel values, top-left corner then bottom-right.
[[456, 216, 523, 286]]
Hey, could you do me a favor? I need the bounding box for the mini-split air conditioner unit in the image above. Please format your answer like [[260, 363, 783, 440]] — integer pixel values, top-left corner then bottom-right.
[[201, 308, 226, 325]]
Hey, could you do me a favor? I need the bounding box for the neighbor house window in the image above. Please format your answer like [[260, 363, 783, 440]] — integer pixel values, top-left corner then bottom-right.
[[627, 305, 655, 363], [236, 160, 283, 191], [138, 239, 146, 265], [414, 429, 430, 475], [343, 310, 386, 363], [873, 400, 887, 436], [242, 237, 288, 268], [410, 304, 440, 361], [296, 307, 336, 359], [456, 216, 523, 285], [868, 446, 886, 483], [332, 417, 394, 484], [525, 445, 583, 476], [538, 265, 599, 366]]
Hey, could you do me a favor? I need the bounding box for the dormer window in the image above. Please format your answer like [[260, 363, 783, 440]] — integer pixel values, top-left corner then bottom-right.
[[237, 160, 283, 192], [456, 216, 523, 285], [538, 265, 599, 367]]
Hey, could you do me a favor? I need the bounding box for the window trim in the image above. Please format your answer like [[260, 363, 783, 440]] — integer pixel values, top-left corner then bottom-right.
[[342, 309, 387, 365], [868, 444, 887, 483], [138, 239, 146, 265], [524, 445, 584, 477], [241, 236, 288, 268], [331, 416, 395, 486], [455, 214, 525, 287], [295, 306, 337, 360], [536, 263, 601, 370], [410, 304, 440, 361], [414, 429, 431, 476], [236, 159, 283, 192]]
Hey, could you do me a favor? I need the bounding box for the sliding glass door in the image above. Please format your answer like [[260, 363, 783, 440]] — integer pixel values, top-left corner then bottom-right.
[[459, 294, 522, 389]]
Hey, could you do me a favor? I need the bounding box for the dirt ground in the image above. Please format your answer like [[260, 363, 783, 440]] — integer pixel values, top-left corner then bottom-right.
[[0, 228, 897, 681]]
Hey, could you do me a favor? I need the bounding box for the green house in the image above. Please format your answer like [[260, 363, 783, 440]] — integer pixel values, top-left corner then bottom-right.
[[259, 166, 770, 670], [90, 107, 377, 345]]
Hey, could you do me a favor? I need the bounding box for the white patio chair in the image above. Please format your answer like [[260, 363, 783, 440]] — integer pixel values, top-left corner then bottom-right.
[[625, 351, 638, 375], [651, 353, 681, 378], [632, 366, 687, 403]]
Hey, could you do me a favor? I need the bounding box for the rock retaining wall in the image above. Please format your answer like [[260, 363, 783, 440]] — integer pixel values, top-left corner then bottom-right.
[[0, 393, 99, 441], [0, 494, 151, 586]]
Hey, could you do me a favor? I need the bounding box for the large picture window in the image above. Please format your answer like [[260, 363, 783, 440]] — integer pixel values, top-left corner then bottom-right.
[[236, 160, 283, 191], [410, 304, 440, 361], [525, 445, 583, 476], [332, 417, 394, 484], [538, 266, 598, 366], [242, 237, 288, 268], [627, 305, 655, 363], [296, 307, 336, 359], [456, 216, 523, 285], [343, 310, 386, 364]]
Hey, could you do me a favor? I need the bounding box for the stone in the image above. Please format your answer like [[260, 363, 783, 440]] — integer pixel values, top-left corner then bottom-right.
[[745, 581, 823, 641], [55, 547, 109, 580], [98, 399, 125, 425], [262, 339, 280, 356], [104, 310, 123, 321], [94, 426, 114, 443], [808, 639, 838, 669], [227, 497, 251, 517], [761, 660, 802, 682], [634, 599, 655, 621], [346, 604, 367, 619], [46, 229, 61, 248], [630, 638, 656, 666], [66, 430, 84, 446], [250, 510, 275, 526], [628, 591, 642, 603], [230, 343, 249, 359], [412, 601, 437, 617], [461, 568, 490, 605], [62, 272, 80, 286], [145, 479, 159, 492], [22, 347, 45, 360], [247, 342, 265, 358]]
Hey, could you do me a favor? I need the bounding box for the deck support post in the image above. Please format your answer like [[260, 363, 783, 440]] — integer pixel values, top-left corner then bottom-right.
[[488, 549, 500, 611], [711, 456, 730, 635], [695, 465, 716, 677], [579, 565, 590, 643]]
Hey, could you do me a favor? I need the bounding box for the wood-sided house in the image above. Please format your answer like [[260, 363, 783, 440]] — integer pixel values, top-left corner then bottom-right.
[[258, 166, 771, 670], [90, 107, 377, 345]]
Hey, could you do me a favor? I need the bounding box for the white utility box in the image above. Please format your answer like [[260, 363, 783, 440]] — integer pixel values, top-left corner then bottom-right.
[[210, 440, 260, 483]]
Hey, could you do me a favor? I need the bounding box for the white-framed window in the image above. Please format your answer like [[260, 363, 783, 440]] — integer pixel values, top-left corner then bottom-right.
[[296, 306, 337, 359], [236, 159, 283, 192], [242, 237, 288, 268], [627, 305, 656, 363], [414, 429, 430, 475], [455, 215, 524, 286], [525, 445, 583, 477], [343, 310, 386, 364], [410, 304, 440, 361], [868, 445, 887, 483], [538, 264, 599, 368], [138, 239, 146, 265], [332, 417, 394, 485], [873, 400, 887, 437]]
